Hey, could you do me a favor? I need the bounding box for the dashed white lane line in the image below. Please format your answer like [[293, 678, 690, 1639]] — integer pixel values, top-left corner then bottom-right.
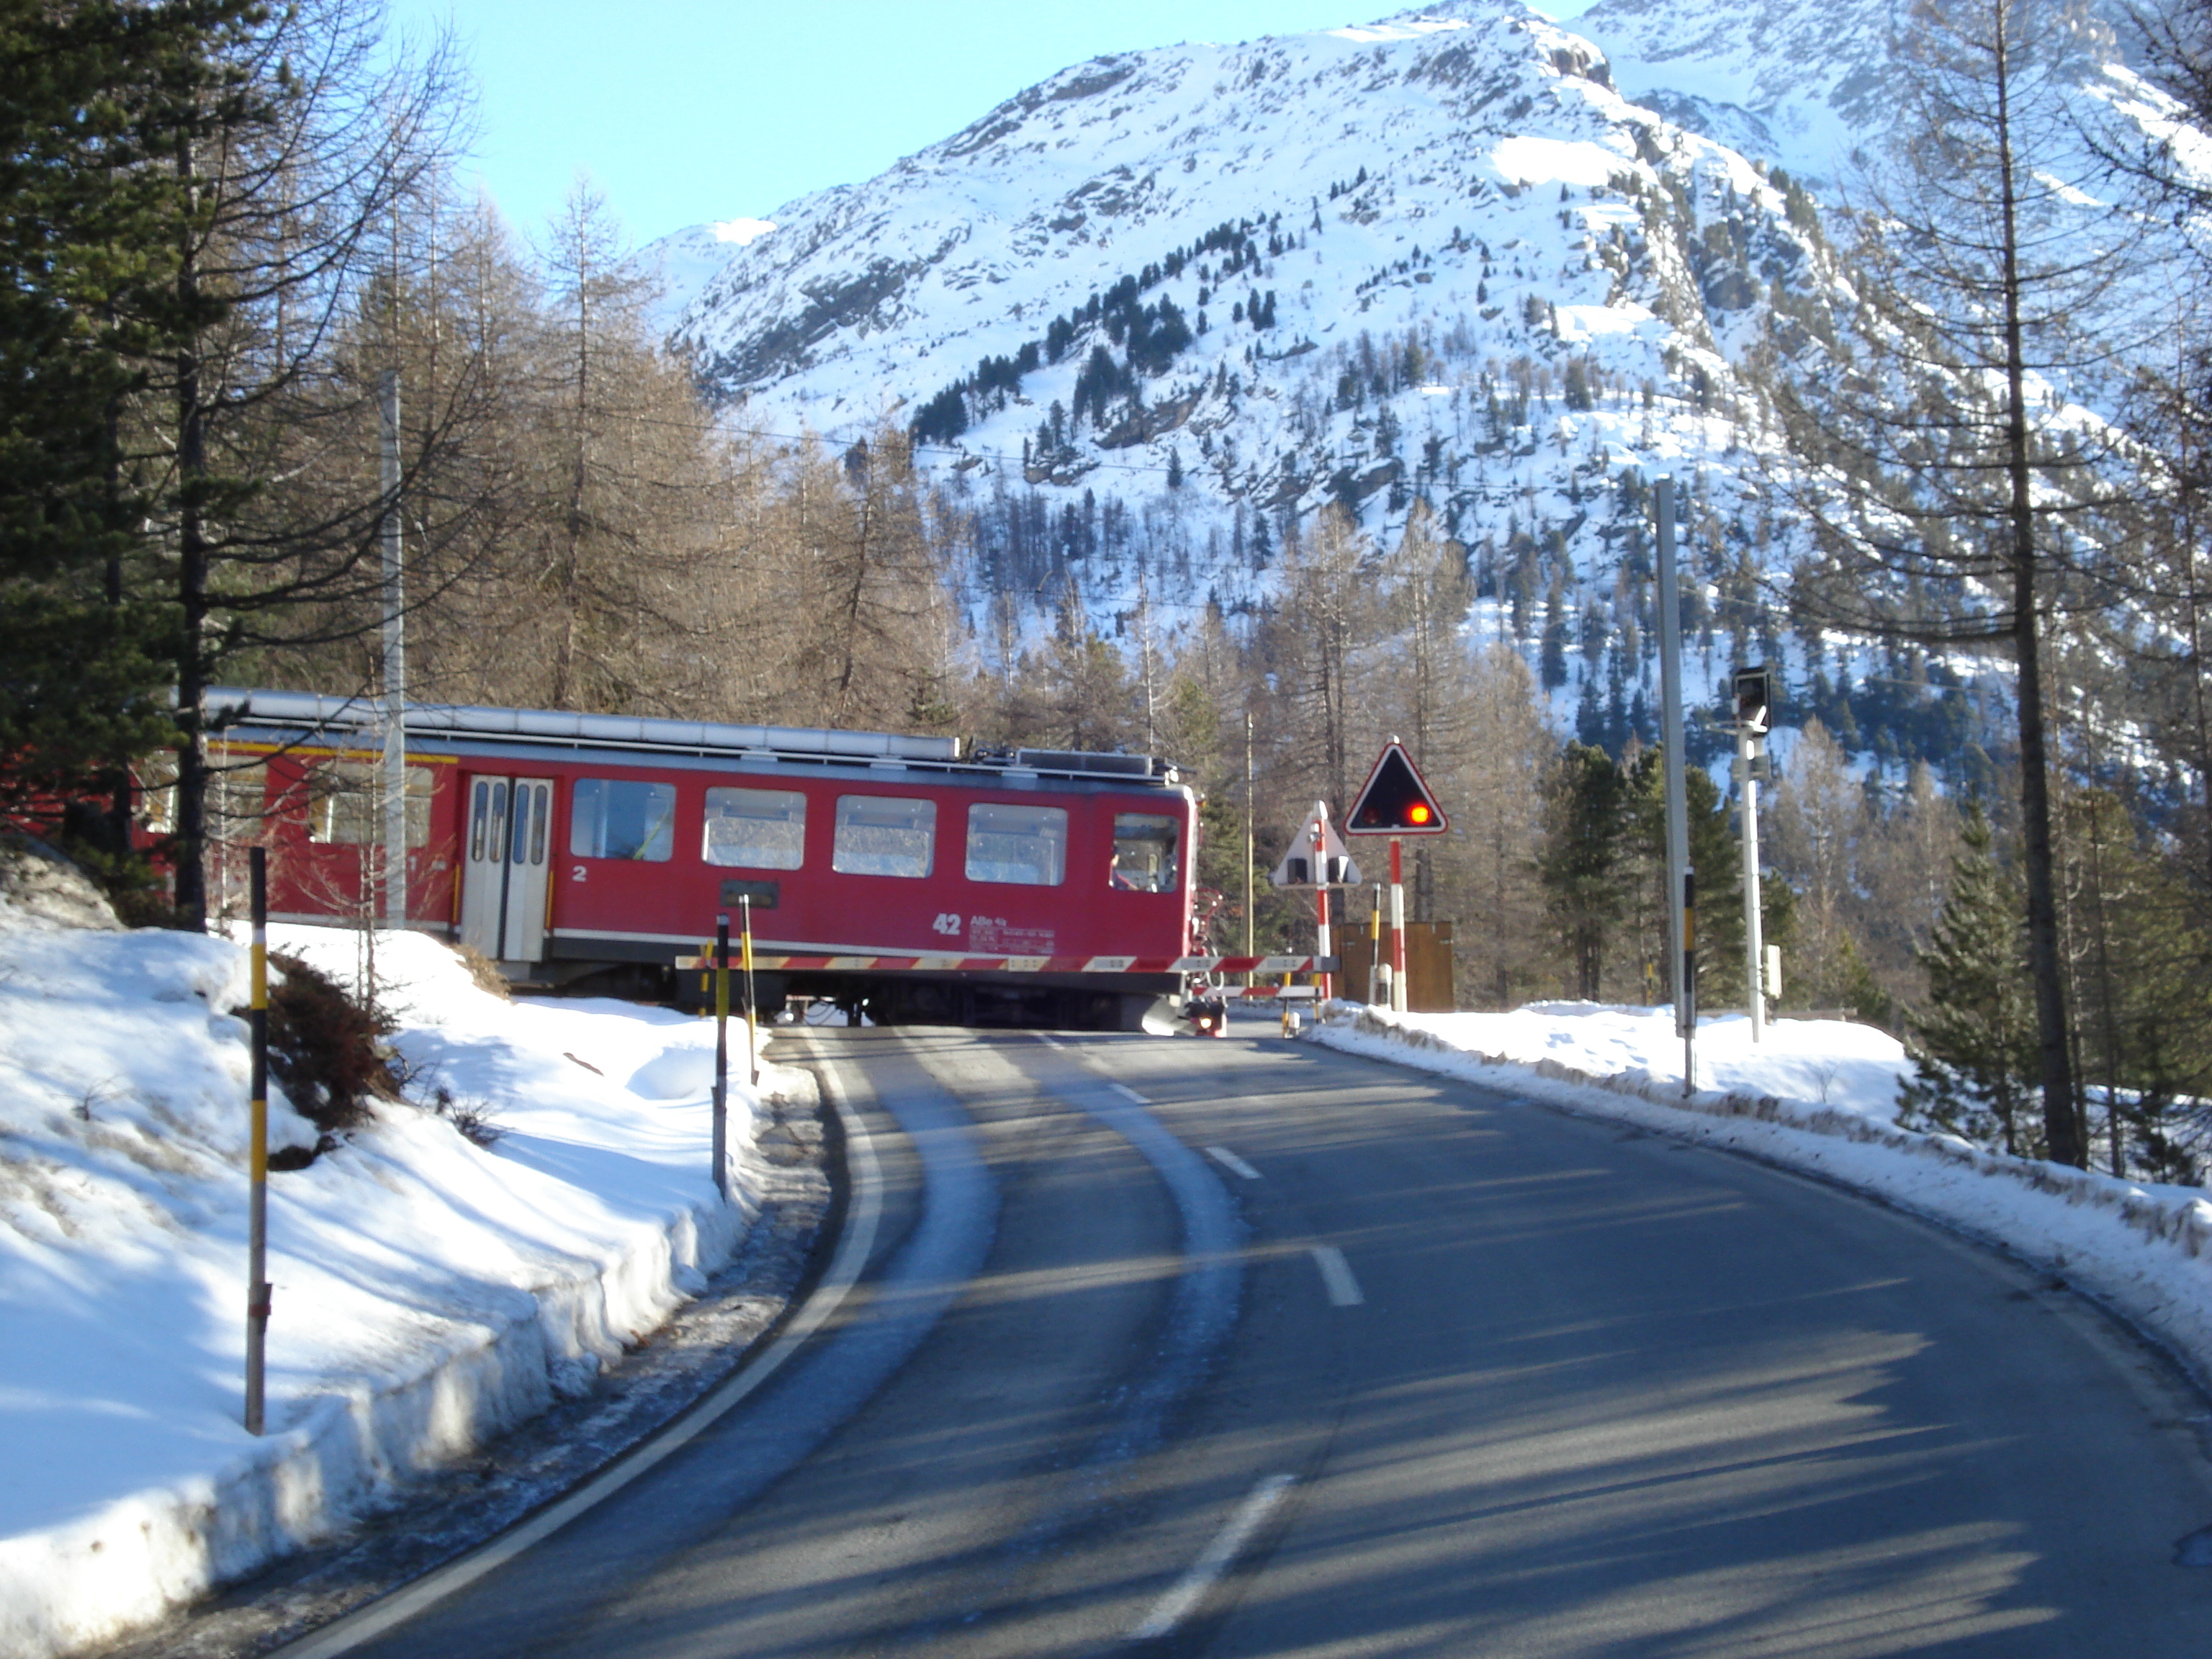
[[1206, 1146, 1262, 1181], [1309, 1245, 1364, 1307], [1110, 1082, 1150, 1105], [1130, 1473, 1297, 1640]]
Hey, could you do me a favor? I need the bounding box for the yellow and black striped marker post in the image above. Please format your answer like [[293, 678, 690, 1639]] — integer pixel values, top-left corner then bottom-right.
[[712, 913, 730, 1202], [246, 848, 272, 1434], [739, 896, 759, 1090]]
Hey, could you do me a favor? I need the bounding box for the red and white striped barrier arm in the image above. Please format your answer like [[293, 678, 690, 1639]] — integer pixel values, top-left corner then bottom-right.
[[677, 952, 1337, 975]]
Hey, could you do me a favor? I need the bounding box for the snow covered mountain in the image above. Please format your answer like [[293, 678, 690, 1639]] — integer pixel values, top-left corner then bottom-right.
[[646, 0, 2193, 765], [663, 6, 1810, 606], [1573, 0, 2152, 190]]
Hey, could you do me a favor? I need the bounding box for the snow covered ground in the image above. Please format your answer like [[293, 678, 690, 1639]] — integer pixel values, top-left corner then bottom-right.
[[1311, 1000, 2212, 1403], [8, 838, 2211, 1659], [0, 851, 790, 1659]]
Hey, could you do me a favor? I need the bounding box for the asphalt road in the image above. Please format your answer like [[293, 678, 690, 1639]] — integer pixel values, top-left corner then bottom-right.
[[294, 1025, 2212, 1658]]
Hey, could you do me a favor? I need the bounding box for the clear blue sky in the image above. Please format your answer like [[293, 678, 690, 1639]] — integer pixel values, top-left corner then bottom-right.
[[390, 1, 1590, 248]]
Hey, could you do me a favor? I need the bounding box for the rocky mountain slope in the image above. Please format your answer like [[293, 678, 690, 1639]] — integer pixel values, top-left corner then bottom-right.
[[649, 0, 2193, 769]]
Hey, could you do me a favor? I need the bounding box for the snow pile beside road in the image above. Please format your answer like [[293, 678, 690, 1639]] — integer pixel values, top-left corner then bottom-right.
[[1315, 1002, 2212, 1391], [0, 909, 784, 1659]]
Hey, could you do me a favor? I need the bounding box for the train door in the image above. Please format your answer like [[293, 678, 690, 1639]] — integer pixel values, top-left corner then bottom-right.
[[459, 776, 554, 961]]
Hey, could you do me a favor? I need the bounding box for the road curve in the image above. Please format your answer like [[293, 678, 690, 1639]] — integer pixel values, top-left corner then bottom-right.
[[282, 1025, 2212, 1658]]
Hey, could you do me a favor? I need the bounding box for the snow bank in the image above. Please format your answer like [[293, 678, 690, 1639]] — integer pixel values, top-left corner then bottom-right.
[[0, 902, 793, 1659], [1313, 1002, 2212, 1390]]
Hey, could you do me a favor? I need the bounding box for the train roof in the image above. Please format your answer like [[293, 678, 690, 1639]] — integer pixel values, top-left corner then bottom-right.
[[202, 688, 1185, 787]]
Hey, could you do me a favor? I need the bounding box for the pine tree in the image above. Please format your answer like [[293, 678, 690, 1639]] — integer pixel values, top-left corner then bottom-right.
[[1539, 742, 1630, 999], [1899, 806, 2039, 1154], [0, 1, 251, 830]]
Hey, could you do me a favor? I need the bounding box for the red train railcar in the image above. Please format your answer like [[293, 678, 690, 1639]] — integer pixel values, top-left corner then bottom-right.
[[200, 688, 1208, 1030]]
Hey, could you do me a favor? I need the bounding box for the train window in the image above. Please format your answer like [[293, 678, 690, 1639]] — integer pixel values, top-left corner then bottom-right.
[[832, 795, 935, 878], [1110, 814, 1180, 893], [135, 751, 179, 835], [966, 804, 1066, 886], [308, 762, 433, 848], [512, 781, 549, 865], [570, 778, 676, 862], [703, 787, 806, 870], [469, 779, 503, 863]]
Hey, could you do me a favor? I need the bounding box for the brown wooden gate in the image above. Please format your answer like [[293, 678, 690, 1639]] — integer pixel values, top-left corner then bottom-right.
[[1336, 920, 1455, 1011]]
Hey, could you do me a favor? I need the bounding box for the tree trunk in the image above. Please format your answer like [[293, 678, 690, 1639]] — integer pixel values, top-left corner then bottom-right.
[[1993, 10, 2084, 1164], [173, 138, 211, 930]]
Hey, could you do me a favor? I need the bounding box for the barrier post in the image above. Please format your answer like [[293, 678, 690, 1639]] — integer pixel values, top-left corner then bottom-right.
[[1367, 886, 1383, 1005], [245, 848, 271, 1434], [739, 894, 759, 1089], [1681, 871, 1698, 1095], [712, 913, 730, 1201], [1313, 812, 1334, 1002], [1389, 837, 1408, 1012]]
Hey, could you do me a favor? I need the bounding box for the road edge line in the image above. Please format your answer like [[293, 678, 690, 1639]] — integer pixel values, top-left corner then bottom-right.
[[1308, 1245, 1364, 1307], [1130, 1473, 1296, 1641], [1205, 1146, 1261, 1181], [268, 1040, 884, 1659]]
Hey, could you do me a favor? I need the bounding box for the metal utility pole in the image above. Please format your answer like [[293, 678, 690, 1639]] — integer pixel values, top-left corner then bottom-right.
[[379, 369, 407, 930], [1244, 711, 1255, 984], [1655, 477, 1695, 1094]]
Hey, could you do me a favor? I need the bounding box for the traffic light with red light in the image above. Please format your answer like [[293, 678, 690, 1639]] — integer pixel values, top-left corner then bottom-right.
[[1346, 742, 1449, 835]]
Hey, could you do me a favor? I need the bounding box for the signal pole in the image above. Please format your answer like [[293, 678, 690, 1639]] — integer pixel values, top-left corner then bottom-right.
[[1313, 807, 1333, 1002], [1244, 711, 1255, 986], [1387, 837, 1406, 1012], [1344, 739, 1447, 1015], [1655, 477, 1696, 1094]]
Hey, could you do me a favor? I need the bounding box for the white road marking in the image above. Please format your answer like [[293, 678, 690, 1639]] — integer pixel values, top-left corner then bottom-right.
[[266, 1040, 885, 1659], [1206, 1146, 1262, 1181], [1130, 1473, 1296, 1640], [1110, 1082, 1150, 1105], [1036, 1034, 1066, 1050], [1309, 1245, 1364, 1307]]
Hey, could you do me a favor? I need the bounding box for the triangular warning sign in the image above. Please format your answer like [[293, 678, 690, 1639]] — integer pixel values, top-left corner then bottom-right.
[[1269, 801, 1362, 887], [1346, 742, 1449, 835]]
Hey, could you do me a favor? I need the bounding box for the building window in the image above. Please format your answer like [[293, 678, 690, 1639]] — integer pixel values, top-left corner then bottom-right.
[[966, 803, 1066, 886], [704, 787, 806, 869], [570, 778, 675, 862], [832, 795, 935, 878], [310, 761, 433, 848], [1110, 813, 1180, 892]]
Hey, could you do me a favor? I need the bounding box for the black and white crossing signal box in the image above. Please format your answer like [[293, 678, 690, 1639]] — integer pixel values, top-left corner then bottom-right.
[[1271, 804, 1362, 887], [1346, 742, 1449, 835], [1733, 664, 1773, 733]]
